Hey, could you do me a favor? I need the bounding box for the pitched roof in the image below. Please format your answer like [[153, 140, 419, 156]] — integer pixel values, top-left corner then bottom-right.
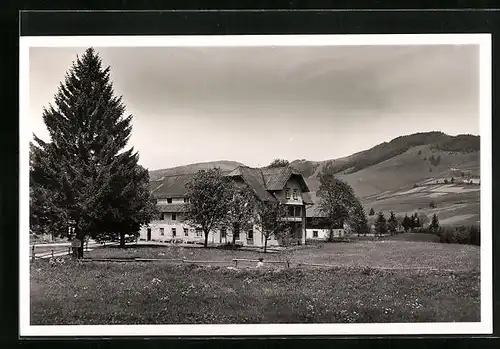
[[150, 173, 195, 199], [225, 166, 277, 202], [150, 166, 311, 205], [157, 203, 186, 213], [261, 166, 310, 192]]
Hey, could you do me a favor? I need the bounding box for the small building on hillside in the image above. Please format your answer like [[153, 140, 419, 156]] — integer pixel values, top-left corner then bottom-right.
[[140, 166, 314, 247]]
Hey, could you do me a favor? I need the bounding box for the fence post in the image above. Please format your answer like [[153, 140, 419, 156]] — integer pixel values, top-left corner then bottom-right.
[[31, 245, 35, 262], [234, 259, 238, 267], [287, 261, 290, 268], [68, 247, 71, 255], [51, 250, 54, 258]]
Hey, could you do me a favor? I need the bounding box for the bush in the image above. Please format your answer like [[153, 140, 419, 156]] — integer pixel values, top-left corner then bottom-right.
[[436, 226, 480, 246]]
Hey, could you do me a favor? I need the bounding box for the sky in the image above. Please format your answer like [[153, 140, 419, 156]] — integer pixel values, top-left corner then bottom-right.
[[28, 44, 480, 170]]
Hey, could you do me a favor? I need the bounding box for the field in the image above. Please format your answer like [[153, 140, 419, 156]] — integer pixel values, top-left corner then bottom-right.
[[364, 184, 480, 227], [30, 241, 480, 325]]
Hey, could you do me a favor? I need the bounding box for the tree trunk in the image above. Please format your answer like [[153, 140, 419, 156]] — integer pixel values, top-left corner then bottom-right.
[[120, 232, 125, 248], [204, 231, 209, 248], [232, 224, 239, 249], [76, 226, 85, 259], [264, 236, 268, 253]]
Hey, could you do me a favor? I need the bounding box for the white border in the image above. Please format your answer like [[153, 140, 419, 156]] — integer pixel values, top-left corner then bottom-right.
[[19, 34, 492, 337]]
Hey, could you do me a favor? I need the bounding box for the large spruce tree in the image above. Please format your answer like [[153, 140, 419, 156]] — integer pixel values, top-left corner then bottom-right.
[[30, 48, 157, 255]]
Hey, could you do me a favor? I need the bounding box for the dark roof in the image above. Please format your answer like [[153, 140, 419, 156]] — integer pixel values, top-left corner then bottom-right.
[[150, 173, 195, 199], [226, 166, 277, 202], [151, 166, 310, 205], [261, 167, 310, 192], [157, 203, 186, 213]]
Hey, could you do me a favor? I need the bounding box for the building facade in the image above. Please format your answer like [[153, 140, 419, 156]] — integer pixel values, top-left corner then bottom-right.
[[305, 195, 346, 241], [139, 166, 314, 247]]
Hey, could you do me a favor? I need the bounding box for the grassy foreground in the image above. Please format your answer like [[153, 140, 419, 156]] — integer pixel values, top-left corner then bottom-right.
[[85, 240, 480, 271], [30, 257, 480, 324]]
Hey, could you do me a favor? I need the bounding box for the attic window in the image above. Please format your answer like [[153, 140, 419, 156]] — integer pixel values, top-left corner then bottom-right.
[[293, 189, 299, 200], [167, 198, 172, 203], [285, 188, 291, 199]]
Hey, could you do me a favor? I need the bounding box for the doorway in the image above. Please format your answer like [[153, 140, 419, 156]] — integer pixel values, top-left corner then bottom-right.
[[147, 228, 152, 241]]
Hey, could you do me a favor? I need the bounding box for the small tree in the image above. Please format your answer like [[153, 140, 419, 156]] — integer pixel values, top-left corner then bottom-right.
[[387, 211, 398, 235], [410, 213, 421, 231], [185, 168, 233, 248], [429, 213, 440, 233], [374, 212, 387, 236], [402, 214, 411, 232], [255, 200, 289, 253], [317, 168, 362, 241], [444, 179, 449, 184], [348, 201, 369, 237], [266, 159, 290, 168], [225, 184, 257, 247], [369, 207, 375, 216], [450, 177, 455, 184], [418, 212, 430, 229]]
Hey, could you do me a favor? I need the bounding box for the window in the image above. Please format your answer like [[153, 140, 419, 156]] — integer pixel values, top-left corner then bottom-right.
[[167, 198, 172, 204], [313, 230, 318, 238], [172, 213, 177, 221], [196, 228, 203, 237], [184, 228, 189, 236], [159, 213, 164, 220], [295, 206, 302, 217], [234, 228, 240, 240], [247, 229, 253, 239], [172, 228, 176, 237], [221, 228, 227, 238], [293, 189, 299, 200], [288, 205, 295, 217], [160, 228, 164, 236], [184, 197, 189, 203], [285, 188, 291, 199]]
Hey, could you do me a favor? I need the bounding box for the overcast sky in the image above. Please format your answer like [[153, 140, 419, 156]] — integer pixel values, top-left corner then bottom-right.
[[29, 44, 479, 170]]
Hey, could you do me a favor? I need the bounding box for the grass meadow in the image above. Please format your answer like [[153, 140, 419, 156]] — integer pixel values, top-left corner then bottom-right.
[[30, 240, 480, 325]]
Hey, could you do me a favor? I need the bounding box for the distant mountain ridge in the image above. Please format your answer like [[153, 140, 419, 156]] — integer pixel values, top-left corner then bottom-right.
[[289, 132, 479, 180], [149, 160, 244, 181]]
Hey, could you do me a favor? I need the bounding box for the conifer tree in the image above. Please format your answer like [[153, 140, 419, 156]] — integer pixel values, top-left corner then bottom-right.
[[374, 212, 387, 236], [429, 213, 440, 233], [387, 211, 398, 235], [30, 48, 157, 256], [369, 207, 375, 216], [402, 214, 411, 232]]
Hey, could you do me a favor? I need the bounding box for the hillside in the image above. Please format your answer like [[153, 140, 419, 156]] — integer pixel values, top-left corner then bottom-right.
[[294, 132, 480, 227], [149, 132, 480, 227], [291, 132, 479, 181], [149, 160, 243, 181]]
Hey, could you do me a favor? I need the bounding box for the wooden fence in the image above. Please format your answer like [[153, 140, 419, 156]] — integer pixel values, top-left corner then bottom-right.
[[30, 241, 90, 261]]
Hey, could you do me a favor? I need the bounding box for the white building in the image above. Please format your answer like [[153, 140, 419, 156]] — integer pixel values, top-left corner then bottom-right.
[[140, 166, 314, 247]]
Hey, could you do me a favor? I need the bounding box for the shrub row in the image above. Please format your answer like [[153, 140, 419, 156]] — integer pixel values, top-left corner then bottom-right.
[[417, 226, 480, 246]]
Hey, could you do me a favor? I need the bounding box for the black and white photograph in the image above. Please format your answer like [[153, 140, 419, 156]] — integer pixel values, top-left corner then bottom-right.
[[20, 34, 492, 336]]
